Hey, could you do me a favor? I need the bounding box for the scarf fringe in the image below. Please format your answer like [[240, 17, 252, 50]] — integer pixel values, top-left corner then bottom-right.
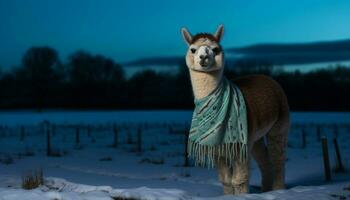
[[187, 140, 248, 168]]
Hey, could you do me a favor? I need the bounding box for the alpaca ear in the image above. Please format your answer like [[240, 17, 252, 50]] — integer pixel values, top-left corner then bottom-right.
[[214, 24, 224, 42], [181, 27, 193, 45]]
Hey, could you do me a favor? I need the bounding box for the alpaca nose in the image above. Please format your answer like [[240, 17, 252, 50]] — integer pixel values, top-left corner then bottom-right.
[[200, 55, 206, 60]]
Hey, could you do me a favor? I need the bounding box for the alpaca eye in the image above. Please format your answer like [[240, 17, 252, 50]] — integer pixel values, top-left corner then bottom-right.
[[190, 48, 196, 53], [212, 47, 220, 54]]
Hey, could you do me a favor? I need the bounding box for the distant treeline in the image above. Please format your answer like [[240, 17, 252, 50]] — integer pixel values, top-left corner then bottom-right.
[[0, 46, 350, 111]]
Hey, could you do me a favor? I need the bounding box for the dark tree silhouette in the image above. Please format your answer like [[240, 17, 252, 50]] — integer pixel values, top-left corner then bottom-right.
[[21, 46, 61, 111], [174, 63, 193, 108], [68, 51, 124, 84], [127, 70, 166, 107], [0, 46, 350, 111], [67, 50, 125, 108]]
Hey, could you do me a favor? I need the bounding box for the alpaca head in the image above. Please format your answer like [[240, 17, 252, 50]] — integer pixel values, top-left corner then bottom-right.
[[181, 25, 224, 72]]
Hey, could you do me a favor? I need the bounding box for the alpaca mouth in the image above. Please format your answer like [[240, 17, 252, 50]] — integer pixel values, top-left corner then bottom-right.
[[200, 60, 209, 67]]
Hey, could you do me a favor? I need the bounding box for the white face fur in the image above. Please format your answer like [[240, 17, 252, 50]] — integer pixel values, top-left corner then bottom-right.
[[181, 25, 224, 72]]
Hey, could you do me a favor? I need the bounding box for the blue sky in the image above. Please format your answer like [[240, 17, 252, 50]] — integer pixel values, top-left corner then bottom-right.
[[0, 0, 350, 70]]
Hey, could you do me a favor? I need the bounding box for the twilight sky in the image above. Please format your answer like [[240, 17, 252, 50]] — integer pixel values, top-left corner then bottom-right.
[[0, 0, 350, 70]]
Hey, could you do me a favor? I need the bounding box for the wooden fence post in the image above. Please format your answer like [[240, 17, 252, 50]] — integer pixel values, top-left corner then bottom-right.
[[87, 125, 91, 138], [20, 125, 25, 141], [113, 124, 118, 148], [321, 137, 331, 181], [76, 126, 80, 145], [137, 127, 142, 153], [333, 138, 345, 172], [47, 126, 51, 156]]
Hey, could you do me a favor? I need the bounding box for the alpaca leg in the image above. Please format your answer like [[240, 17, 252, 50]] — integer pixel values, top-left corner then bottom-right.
[[216, 157, 234, 194], [231, 159, 250, 194], [267, 120, 289, 190], [252, 138, 273, 192]]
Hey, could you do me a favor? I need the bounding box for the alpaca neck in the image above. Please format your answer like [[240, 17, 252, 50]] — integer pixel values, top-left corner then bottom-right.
[[189, 69, 224, 100]]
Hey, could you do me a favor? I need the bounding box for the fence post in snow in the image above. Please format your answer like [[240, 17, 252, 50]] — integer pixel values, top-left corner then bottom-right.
[[136, 126, 142, 153], [76, 126, 80, 145], [321, 137, 331, 181], [113, 124, 118, 148], [87, 125, 91, 138], [333, 138, 345, 172], [46, 125, 51, 156], [20, 125, 25, 141]]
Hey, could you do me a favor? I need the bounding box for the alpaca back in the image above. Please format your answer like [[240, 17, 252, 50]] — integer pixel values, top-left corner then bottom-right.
[[233, 75, 290, 145]]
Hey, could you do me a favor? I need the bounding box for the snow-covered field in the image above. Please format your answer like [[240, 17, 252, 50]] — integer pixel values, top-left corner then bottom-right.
[[0, 111, 350, 200]]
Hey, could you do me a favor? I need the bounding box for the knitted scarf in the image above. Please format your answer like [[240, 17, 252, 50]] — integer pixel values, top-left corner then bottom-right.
[[187, 77, 248, 168]]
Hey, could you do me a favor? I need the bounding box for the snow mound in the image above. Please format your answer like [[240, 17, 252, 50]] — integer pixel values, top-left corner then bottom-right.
[[43, 177, 189, 200], [44, 177, 113, 193], [0, 177, 349, 200]]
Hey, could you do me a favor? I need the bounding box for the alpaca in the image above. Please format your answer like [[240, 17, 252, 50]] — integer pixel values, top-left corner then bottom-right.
[[181, 25, 290, 195]]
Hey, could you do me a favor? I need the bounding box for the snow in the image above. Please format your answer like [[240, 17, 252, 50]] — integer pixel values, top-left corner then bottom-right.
[[1, 111, 350, 199], [0, 179, 349, 200]]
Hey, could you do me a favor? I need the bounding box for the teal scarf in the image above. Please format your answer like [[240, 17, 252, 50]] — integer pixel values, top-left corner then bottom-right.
[[188, 77, 248, 168]]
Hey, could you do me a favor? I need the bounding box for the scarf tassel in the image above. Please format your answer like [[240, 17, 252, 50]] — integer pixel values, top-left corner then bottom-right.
[[187, 140, 248, 169]]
